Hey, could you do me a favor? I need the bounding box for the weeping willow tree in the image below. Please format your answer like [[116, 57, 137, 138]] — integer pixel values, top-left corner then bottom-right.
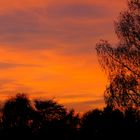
[[96, 0, 140, 110]]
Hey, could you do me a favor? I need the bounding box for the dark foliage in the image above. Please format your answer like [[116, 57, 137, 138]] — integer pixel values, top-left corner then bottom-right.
[[96, 0, 140, 110], [0, 94, 139, 140], [0, 94, 80, 140], [80, 106, 140, 140]]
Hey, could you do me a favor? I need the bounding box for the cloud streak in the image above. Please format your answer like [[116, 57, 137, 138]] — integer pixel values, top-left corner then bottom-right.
[[0, 61, 41, 69], [0, 2, 119, 49]]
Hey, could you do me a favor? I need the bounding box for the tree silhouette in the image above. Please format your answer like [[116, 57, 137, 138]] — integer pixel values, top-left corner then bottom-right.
[[105, 73, 140, 110], [32, 99, 66, 139], [80, 109, 104, 139], [0, 94, 80, 140], [34, 99, 67, 122], [33, 99, 80, 140], [1, 94, 34, 139], [0, 93, 139, 139], [64, 109, 79, 129], [2, 94, 33, 127], [96, 0, 140, 110]]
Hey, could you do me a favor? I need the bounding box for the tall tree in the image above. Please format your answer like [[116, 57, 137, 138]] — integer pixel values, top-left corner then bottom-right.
[[2, 94, 34, 129], [96, 0, 140, 110]]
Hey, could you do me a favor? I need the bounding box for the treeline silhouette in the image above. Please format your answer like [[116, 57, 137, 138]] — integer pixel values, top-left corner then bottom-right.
[[0, 94, 139, 140]]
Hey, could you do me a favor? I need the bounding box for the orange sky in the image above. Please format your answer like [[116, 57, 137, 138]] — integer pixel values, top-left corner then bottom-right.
[[0, 0, 126, 112]]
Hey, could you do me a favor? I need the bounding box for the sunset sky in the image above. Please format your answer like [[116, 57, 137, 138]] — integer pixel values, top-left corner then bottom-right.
[[0, 0, 126, 112]]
